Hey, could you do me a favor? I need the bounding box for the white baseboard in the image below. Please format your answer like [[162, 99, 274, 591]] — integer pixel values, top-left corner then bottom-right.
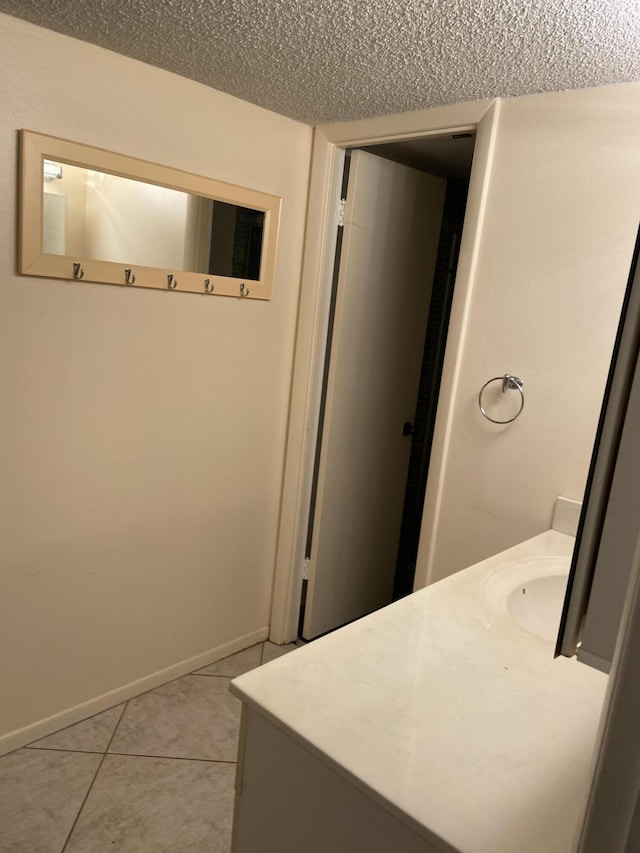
[[0, 626, 269, 758]]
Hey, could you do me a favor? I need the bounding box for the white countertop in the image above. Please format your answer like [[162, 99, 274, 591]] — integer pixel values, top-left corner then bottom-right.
[[231, 531, 608, 853]]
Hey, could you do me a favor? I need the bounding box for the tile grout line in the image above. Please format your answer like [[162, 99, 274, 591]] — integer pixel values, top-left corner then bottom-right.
[[24, 746, 105, 756], [23, 745, 237, 764], [104, 751, 237, 765], [59, 701, 129, 853]]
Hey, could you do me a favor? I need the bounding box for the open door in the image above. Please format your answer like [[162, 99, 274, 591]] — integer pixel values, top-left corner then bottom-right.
[[302, 150, 446, 639]]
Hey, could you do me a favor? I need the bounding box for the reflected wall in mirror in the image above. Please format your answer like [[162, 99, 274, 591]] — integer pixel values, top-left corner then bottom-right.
[[21, 131, 281, 299]]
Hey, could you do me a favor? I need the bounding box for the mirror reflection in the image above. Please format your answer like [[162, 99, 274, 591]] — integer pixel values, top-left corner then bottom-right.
[[42, 160, 265, 280]]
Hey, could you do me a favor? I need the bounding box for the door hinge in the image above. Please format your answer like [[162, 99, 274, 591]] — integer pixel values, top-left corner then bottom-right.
[[337, 198, 346, 228], [302, 557, 310, 580]]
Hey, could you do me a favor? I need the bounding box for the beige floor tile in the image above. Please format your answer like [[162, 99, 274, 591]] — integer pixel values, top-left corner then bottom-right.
[[27, 705, 125, 753], [0, 748, 101, 853], [65, 754, 234, 853], [109, 675, 240, 761], [194, 644, 262, 677], [262, 641, 300, 663]]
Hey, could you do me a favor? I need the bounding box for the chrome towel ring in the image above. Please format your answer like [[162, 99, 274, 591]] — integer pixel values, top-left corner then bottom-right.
[[478, 374, 525, 424]]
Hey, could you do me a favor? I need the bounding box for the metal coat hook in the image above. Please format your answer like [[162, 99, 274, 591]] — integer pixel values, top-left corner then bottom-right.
[[124, 268, 135, 285], [239, 282, 250, 298], [167, 274, 178, 290], [204, 278, 214, 293], [73, 262, 84, 280]]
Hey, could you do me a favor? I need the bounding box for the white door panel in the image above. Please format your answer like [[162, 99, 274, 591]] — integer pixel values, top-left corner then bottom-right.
[[303, 151, 446, 639]]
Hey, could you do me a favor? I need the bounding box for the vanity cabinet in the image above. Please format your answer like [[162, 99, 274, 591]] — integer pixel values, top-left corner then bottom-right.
[[231, 707, 440, 853], [230, 532, 607, 853]]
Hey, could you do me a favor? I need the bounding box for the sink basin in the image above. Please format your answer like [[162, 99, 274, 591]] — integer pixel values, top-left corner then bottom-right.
[[482, 555, 570, 641], [506, 574, 569, 641]]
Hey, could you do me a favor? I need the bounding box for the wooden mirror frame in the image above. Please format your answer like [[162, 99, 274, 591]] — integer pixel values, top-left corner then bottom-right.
[[19, 130, 282, 300]]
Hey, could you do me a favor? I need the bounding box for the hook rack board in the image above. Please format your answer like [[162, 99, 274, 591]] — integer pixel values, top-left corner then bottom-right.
[[20, 130, 282, 300]]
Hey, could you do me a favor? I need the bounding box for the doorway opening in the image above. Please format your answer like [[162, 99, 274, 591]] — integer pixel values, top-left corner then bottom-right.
[[300, 132, 475, 640]]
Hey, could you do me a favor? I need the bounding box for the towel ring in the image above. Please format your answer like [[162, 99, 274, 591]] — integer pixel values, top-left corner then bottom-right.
[[478, 374, 525, 424]]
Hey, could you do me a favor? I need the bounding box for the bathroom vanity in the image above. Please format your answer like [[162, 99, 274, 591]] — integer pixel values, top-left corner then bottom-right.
[[230, 530, 608, 853]]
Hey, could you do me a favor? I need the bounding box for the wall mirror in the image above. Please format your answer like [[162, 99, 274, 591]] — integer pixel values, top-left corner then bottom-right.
[[19, 130, 281, 299]]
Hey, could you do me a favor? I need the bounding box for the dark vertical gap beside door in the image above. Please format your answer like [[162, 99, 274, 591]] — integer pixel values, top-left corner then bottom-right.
[[393, 177, 470, 600], [298, 151, 352, 636]]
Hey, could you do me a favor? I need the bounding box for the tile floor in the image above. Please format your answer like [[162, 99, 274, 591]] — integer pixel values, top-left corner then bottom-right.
[[0, 641, 298, 853]]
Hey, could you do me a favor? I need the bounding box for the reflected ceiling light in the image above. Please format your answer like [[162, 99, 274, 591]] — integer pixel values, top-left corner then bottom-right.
[[43, 159, 63, 182]]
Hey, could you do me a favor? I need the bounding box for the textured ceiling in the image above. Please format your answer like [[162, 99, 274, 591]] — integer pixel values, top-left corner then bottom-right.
[[2, 0, 639, 124]]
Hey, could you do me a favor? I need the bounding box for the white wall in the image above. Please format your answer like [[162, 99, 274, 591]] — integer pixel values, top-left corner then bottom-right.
[[0, 14, 312, 751], [84, 172, 190, 269], [418, 83, 640, 584]]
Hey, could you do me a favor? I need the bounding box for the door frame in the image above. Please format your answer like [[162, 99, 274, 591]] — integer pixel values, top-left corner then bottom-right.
[[269, 97, 502, 644], [267, 92, 640, 853]]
